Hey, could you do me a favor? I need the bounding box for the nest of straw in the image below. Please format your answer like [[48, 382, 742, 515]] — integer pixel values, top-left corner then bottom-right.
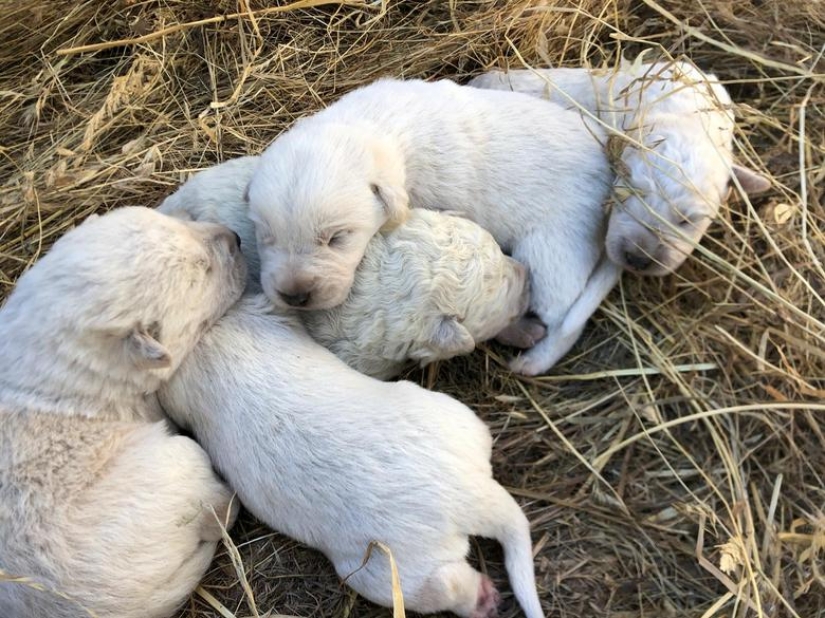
[[1, 1, 824, 616]]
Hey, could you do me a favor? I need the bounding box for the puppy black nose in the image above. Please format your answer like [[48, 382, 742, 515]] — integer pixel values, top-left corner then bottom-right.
[[279, 290, 310, 307], [624, 251, 653, 272]]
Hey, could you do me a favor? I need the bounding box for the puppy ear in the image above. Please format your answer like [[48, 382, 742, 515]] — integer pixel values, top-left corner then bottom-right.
[[371, 183, 409, 231], [157, 195, 194, 220], [424, 316, 475, 363], [368, 137, 409, 231], [125, 323, 172, 369], [731, 164, 771, 195]]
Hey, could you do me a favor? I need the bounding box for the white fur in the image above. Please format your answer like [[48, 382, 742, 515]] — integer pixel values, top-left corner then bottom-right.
[[158, 296, 545, 618], [469, 57, 771, 275], [159, 156, 263, 291], [0, 207, 246, 618], [159, 159, 531, 378], [248, 78, 615, 375]]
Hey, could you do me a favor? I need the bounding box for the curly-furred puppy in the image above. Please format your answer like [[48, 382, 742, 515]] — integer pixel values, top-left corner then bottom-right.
[[159, 158, 535, 377], [0, 207, 246, 618], [469, 57, 770, 275], [159, 295, 544, 618], [303, 208, 530, 378], [246, 78, 614, 375]]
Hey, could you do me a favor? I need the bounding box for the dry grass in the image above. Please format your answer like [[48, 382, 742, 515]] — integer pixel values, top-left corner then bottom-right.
[[2, 0, 824, 616]]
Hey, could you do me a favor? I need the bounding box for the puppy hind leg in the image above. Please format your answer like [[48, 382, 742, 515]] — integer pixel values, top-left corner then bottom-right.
[[410, 561, 500, 618], [507, 234, 593, 375], [68, 426, 237, 618], [509, 255, 621, 376]]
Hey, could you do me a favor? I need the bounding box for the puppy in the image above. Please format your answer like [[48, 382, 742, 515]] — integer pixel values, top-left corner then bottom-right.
[[0, 207, 246, 618], [159, 159, 534, 378], [158, 296, 545, 618], [302, 208, 531, 378], [246, 78, 615, 375], [469, 57, 771, 275], [159, 156, 263, 290]]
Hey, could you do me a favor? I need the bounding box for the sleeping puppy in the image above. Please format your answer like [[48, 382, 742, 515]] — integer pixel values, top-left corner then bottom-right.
[[469, 56, 771, 275], [245, 78, 615, 375], [159, 158, 535, 378], [302, 207, 530, 378], [158, 295, 545, 618], [0, 207, 246, 618]]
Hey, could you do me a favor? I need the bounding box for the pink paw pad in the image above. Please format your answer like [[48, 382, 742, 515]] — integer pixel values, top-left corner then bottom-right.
[[470, 575, 500, 618]]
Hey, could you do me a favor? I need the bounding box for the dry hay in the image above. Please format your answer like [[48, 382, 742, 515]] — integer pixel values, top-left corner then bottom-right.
[[1, 0, 824, 617]]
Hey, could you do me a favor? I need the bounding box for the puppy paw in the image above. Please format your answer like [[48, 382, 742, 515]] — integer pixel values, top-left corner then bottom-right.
[[495, 317, 547, 349], [508, 353, 546, 377], [199, 491, 239, 541], [470, 575, 500, 618]]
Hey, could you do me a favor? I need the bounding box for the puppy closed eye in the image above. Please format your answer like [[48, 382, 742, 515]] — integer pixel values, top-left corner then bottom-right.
[[323, 230, 351, 248]]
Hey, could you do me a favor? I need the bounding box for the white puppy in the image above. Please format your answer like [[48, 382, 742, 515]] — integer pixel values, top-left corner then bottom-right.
[[159, 156, 264, 290], [158, 296, 545, 618], [469, 57, 771, 275], [160, 159, 533, 378], [0, 207, 246, 618], [247, 78, 615, 375]]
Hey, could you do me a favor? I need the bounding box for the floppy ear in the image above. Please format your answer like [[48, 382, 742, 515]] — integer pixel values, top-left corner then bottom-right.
[[417, 316, 475, 366], [125, 323, 171, 369], [371, 183, 409, 231], [368, 137, 409, 231], [732, 164, 771, 195]]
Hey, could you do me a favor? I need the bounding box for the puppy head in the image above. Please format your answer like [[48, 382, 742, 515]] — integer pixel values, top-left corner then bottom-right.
[[248, 121, 409, 310], [606, 115, 769, 276], [6, 207, 247, 384], [404, 212, 530, 366]]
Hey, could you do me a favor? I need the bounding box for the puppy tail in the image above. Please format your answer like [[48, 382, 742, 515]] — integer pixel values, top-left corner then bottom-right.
[[472, 483, 545, 618]]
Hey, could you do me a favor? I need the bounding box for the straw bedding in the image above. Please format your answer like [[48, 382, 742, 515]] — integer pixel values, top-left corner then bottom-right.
[[1, 1, 823, 616]]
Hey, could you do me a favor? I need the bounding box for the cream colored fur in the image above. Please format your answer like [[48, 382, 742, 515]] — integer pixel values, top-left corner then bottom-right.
[[159, 295, 545, 618], [0, 207, 246, 618]]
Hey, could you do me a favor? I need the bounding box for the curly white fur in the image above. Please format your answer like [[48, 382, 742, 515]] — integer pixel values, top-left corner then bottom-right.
[[469, 56, 770, 275], [0, 208, 246, 618], [303, 208, 529, 378], [159, 296, 545, 618]]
